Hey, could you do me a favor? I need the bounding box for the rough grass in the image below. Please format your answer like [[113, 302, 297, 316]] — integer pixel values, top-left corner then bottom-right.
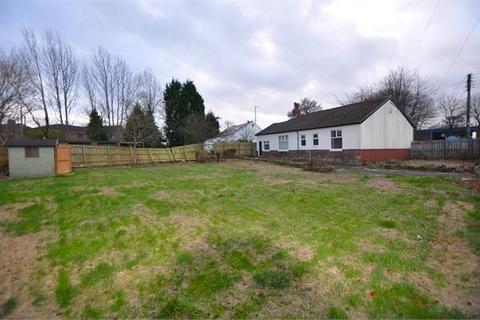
[[0, 161, 479, 318]]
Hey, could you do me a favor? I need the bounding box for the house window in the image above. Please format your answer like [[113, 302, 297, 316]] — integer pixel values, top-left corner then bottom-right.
[[264, 141, 270, 151], [279, 135, 289, 150], [25, 147, 39, 158], [300, 134, 306, 146], [331, 130, 342, 149], [313, 133, 319, 146]]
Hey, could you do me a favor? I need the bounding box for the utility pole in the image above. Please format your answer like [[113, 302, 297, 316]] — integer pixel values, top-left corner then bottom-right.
[[254, 106, 259, 124], [466, 73, 472, 137]]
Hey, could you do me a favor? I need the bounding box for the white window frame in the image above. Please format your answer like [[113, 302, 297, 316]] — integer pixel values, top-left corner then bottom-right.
[[263, 140, 270, 151], [300, 134, 306, 146], [330, 130, 343, 151], [278, 135, 289, 151], [313, 133, 319, 146]]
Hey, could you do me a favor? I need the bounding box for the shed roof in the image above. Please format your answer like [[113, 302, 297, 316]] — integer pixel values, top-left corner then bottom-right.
[[256, 96, 392, 136], [6, 138, 57, 147]]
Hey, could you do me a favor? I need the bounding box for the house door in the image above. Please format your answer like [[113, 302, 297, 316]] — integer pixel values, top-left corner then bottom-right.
[[258, 141, 262, 156]]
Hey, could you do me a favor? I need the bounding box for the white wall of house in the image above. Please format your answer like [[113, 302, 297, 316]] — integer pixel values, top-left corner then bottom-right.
[[360, 100, 413, 149], [257, 124, 361, 152]]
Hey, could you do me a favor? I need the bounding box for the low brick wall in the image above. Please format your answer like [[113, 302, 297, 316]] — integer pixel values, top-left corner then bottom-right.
[[359, 149, 410, 161], [260, 149, 410, 162]]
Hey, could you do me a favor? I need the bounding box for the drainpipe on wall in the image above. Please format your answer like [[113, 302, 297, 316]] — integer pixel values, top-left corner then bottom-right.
[[296, 131, 299, 159]]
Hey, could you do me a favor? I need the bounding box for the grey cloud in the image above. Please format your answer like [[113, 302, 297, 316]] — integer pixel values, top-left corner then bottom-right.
[[1, 0, 479, 128]]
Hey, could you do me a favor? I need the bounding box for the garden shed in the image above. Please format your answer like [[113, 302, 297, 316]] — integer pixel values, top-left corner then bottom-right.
[[6, 138, 58, 179]]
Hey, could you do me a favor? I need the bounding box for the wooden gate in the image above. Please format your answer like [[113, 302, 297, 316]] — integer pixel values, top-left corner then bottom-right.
[[56, 144, 72, 175]]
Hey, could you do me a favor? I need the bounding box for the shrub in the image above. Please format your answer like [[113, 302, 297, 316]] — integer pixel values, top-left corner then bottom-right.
[[196, 150, 214, 163]]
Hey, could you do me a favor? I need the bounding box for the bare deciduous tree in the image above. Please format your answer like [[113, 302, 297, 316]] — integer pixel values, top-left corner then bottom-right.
[[287, 97, 322, 118], [43, 30, 78, 125], [84, 47, 138, 136], [223, 120, 235, 129], [471, 94, 480, 127], [137, 69, 163, 115], [19, 29, 50, 137], [0, 51, 25, 126], [438, 95, 464, 132], [339, 68, 437, 129]]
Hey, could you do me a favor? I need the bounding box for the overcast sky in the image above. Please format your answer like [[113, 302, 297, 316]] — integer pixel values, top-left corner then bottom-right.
[[1, 0, 479, 128]]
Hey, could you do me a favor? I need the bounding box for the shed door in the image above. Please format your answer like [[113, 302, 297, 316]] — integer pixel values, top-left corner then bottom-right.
[[56, 144, 72, 175]]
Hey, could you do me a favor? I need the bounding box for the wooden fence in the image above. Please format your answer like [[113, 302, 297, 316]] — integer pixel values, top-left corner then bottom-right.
[[213, 142, 256, 158], [0, 147, 7, 171], [71, 144, 203, 168], [411, 140, 480, 160]]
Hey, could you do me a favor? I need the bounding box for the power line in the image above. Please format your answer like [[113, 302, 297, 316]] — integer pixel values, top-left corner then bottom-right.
[[439, 16, 480, 89], [407, 0, 441, 67]]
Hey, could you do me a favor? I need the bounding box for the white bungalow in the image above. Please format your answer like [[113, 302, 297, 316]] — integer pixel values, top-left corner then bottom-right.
[[255, 97, 414, 162]]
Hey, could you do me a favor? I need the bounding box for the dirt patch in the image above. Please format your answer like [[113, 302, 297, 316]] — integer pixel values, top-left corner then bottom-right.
[[182, 237, 217, 255], [327, 266, 344, 280], [277, 236, 316, 261], [0, 230, 53, 318], [165, 212, 210, 247], [366, 178, 401, 192], [0, 202, 33, 221], [412, 202, 480, 317], [43, 196, 58, 213], [438, 201, 467, 230], [221, 160, 356, 183], [100, 186, 120, 196], [154, 189, 199, 205]]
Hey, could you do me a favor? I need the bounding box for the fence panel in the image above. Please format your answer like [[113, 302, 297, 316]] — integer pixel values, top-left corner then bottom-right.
[[411, 140, 480, 160], [55, 144, 72, 175], [0, 147, 7, 164], [213, 142, 255, 158], [0, 147, 7, 173], [71, 144, 203, 168]]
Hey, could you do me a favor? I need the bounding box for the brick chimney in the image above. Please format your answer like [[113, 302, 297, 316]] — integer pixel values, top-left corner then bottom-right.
[[292, 102, 301, 118]]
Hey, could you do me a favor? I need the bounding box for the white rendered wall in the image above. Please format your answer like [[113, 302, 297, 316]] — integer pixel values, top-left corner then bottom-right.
[[360, 101, 413, 149]]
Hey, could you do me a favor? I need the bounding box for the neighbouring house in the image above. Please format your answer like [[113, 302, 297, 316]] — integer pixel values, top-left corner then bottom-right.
[[415, 126, 478, 141], [255, 97, 414, 162], [204, 121, 262, 150], [24, 124, 125, 144], [0, 119, 29, 145], [105, 125, 125, 143], [26, 124, 90, 143], [6, 138, 58, 178]]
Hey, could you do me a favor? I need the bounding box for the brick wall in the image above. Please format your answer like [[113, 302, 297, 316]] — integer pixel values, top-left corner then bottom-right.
[[261, 148, 410, 162]]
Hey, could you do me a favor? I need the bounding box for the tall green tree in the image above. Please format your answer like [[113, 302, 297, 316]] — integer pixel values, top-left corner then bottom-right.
[[181, 80, 205, 115], [163, 79, 206, 146], [86, 108, 108, 141], [125, 103, 161, 147], [205, 111, 220, 136], [164, 79, 185, 146], [143, 107, 161, 147]]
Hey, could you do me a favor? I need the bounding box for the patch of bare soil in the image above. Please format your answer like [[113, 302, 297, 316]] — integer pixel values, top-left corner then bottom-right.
[[0, 202, 33, 222], [221, 160, 356, 183], [278, 238, 316, 261], [413, 201, 480, 317], [165, 212, 210, 252], [256, 280, 326, 318], [0, 230, 54, 318], [438, 201, 467, 230], [366, 177, 401, 192], [100, 186, 120, 196], [154, 189, 199, 204], [182, 237, 217, 255]]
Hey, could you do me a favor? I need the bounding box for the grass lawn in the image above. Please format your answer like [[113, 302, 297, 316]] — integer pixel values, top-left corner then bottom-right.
[[0, 160, 479, 318]]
